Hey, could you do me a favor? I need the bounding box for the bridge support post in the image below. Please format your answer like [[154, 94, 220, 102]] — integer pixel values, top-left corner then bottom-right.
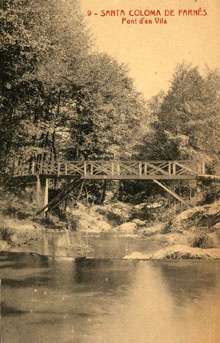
[[36, 176, 49, 216]]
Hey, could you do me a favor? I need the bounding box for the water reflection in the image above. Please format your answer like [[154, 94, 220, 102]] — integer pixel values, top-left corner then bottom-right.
[[43, 231, 72, 257], [1, 243, 220, 343], [85, 261, 220, 343], [40, 231, 160, 259], [152, 261, 220, 306], [74, 259, 137, 292]]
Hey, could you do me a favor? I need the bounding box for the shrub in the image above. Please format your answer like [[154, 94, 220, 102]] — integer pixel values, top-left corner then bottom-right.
[[0, 226, 14, 243]]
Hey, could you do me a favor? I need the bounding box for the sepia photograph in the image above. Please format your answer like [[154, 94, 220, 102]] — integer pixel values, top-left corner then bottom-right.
[[0, 0, 220, 342]]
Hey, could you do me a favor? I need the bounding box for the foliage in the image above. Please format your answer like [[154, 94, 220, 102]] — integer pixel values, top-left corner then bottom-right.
[[0, 184, 36, 219], [64, 53, 145, 160], [0, 0, 145, 177], [0, 225, 14, 242], [138, 64, 220, 163], [198, 179, 220, 204]]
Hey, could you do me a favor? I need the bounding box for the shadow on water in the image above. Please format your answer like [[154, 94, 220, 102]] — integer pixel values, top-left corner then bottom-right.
[[150, 261, 220, 305], [2, 276, 51, 288], [1, 234, 220, 343], [0, 251, 50, 269], [1, 302, 28, 316], [74, 259, 138, 291], [0, 263, 16, 269], [32, 312, 95, 326]]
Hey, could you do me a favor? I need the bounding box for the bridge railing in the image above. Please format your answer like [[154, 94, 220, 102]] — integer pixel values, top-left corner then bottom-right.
[[11, 159, 206, 178]]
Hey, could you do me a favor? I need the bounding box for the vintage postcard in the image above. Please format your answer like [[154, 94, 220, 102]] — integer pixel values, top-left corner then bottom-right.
[[0, 0, 220, 342]]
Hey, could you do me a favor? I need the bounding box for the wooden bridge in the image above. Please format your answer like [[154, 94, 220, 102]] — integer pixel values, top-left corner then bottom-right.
[[12, 159, 205, 180], [10, 159, 206, 214]]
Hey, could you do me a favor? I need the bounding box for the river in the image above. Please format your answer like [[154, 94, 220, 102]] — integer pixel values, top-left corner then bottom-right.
[[0, 231, 220, 343]]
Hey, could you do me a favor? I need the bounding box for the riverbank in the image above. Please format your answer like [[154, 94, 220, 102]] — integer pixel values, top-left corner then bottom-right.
[[0, 216, 92, 258], [1, 197, 220, 259], [67, 199, 220, 260], [0, 217, 41, 251]]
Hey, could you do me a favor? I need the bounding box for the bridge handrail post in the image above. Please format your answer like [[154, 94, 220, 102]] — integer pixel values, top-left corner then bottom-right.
[[31, 161, 35, 175], [168, 161, 172, 176], [139, 162, 142, 176], [111, 162, 114, 176], [173, 162, 176, 176], [84, 161, 87, 177], [57, 162, 60, 177], [144, 163, 147, 175], [117, 162, 120, 176]]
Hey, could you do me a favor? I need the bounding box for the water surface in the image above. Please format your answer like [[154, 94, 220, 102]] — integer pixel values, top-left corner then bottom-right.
[[1, 232, 219, 343]]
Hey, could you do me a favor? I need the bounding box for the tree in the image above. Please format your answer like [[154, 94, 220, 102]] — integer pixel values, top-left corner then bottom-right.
[[1, 0, 146, 185], [0, 0, 90, 168], [63, 53, 146, 160], [138, 64, 220, 164]]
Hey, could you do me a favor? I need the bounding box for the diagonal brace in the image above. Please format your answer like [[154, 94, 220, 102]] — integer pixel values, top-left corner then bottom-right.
[[153, 180, 192, 207], [36, 176, 82, 215]]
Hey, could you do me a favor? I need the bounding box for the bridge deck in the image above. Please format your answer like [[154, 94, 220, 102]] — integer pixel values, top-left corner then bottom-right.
[[11, 160, 205, 180]]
